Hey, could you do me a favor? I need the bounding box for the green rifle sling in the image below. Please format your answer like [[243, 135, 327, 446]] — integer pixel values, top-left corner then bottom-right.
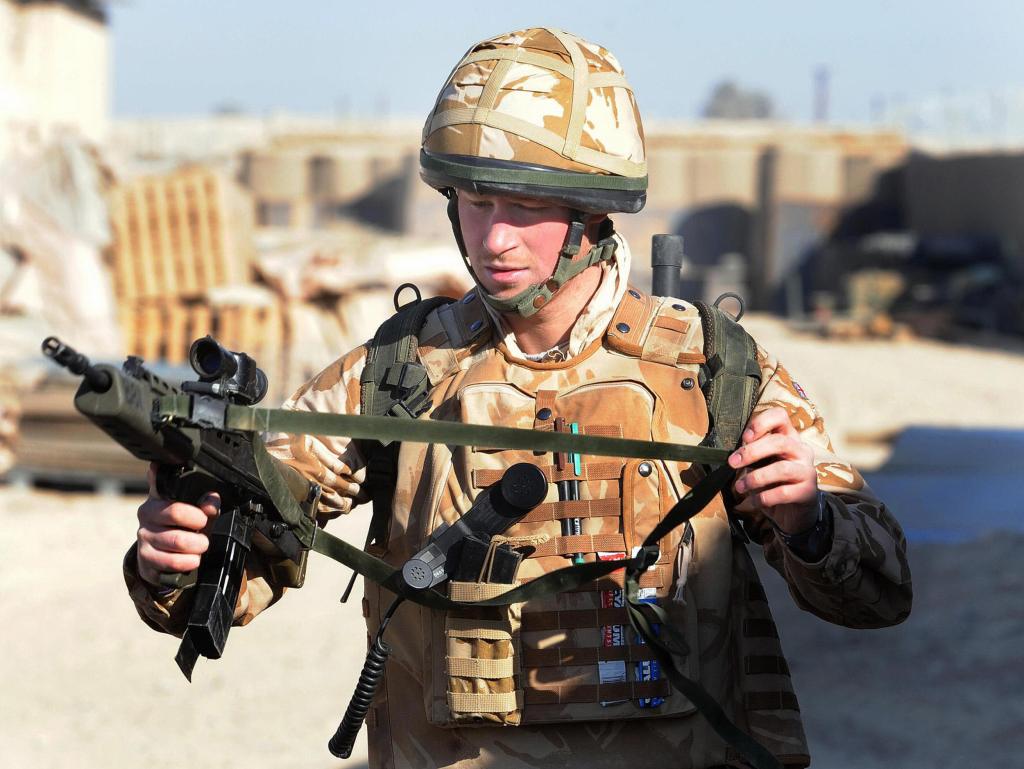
[[157, 397, 732, 466]]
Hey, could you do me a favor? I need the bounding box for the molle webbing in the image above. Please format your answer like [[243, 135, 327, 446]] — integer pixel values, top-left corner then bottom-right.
[[521, 607, 629, 632], [473, 463, 622, 486], [519, 497, 620, 523], [521, 421, 624, 442], [527, 533, 626, 558], [525, 680, 671, 706], [523, 644, 658, 667]]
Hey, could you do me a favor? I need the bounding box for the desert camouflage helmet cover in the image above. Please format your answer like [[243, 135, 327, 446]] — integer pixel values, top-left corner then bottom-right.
[[420, 27, 647, 214]]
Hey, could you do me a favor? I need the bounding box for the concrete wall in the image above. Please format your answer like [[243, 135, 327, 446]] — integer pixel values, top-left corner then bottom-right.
[[239, 138, 420, 231]]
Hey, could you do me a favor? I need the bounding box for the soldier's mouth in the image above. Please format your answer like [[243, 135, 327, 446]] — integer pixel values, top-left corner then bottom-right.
[[484, 265, 530, 285]]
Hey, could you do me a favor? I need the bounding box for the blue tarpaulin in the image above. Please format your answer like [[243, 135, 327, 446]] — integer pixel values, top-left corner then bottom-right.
[[862, 427, 1024, 542]]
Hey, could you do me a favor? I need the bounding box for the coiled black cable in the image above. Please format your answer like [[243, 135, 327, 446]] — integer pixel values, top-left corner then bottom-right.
[[328, 596, 404, 759]]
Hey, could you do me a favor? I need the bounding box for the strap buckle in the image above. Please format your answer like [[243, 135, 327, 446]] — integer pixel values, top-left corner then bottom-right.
[[628, 544, 660, 577], [381, 363, 432, 419], [187, 394, 228, 430]]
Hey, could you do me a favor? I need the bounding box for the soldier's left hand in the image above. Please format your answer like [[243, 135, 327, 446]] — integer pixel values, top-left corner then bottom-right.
[[728, 406, 818, 534]]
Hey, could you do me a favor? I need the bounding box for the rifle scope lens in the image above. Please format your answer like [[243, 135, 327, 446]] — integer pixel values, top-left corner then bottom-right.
[[189, 337, 236, 379]]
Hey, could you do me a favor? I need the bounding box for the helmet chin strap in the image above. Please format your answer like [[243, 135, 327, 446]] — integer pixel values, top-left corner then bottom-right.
[[444, 190, 618, 318]]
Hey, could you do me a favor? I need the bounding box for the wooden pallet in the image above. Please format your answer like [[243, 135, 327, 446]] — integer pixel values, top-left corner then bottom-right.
[[6, 376, 150, 494], [109, 167, 255, 302], [119, 291, 285, 397]]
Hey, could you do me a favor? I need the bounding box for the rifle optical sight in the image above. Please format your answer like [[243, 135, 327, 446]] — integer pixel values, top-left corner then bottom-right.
[[187, 336, 268, 405]]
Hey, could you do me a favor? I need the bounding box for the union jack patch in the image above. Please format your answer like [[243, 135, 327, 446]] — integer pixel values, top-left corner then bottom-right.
[[792, 380, 809, 400]]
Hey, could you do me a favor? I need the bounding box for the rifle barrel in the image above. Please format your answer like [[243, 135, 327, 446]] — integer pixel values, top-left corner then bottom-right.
[[42, 336, 112, 392]]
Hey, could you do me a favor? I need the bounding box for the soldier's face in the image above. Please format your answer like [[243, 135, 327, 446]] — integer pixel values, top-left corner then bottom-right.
[[457, 190, 581, 301]]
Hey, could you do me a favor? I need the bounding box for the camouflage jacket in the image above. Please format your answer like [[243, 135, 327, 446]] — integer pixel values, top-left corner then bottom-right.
[[124, 239, 912, 769]]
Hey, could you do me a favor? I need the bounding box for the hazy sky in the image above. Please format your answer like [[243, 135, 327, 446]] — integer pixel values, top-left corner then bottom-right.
[[110, 0, 1024, 125]]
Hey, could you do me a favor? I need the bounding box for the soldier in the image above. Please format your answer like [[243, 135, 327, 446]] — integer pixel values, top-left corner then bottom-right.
[[127, 28, 912, 769]]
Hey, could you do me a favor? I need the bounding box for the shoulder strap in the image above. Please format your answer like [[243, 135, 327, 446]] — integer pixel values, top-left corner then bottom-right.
[[358, 293, 454, 550], [693, 301, 762, 451], [360, 294, 454, 422]]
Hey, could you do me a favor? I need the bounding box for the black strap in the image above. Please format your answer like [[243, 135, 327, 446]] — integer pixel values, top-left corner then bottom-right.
[[360, 293, 453, 423], [623, 464, 783, 769], [359, 293, 453, 549]]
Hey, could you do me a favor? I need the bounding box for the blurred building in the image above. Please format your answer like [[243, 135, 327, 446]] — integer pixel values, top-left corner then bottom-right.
[[108, 116, 910, 313], [0, 0, 109, 158]]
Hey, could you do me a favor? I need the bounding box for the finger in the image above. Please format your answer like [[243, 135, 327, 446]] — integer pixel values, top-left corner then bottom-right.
[[729, 434, 808, 469], [730, 493, 760, 516], [138, 499, 212, 532], [734, 459, 813, 496], [139, 525, 210, 556], [137, 539, 202, 576], [750, 481, 817, 512], [741, 407, 797, 444], [197, 492, 221, 522], [147, 463, 160, 498]]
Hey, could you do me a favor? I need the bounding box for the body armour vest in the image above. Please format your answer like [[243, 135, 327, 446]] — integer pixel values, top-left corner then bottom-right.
[[361, 286, 805, 756]]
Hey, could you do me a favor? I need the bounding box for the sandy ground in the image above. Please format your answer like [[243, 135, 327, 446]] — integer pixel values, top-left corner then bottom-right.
[[739, 315, 1024, 468], [1, 488, 372, 769], [756, 531, 1024, 769], [4, 321, 1024, 769]]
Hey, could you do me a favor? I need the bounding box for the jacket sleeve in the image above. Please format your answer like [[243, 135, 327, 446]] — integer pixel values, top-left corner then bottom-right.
[[747, 344, 913, 629], [123, 344, 372, 636]]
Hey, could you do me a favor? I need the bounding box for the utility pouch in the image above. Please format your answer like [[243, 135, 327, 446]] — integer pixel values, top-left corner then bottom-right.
[[444, 580, 524, 726], [442, 535, 528, 726]]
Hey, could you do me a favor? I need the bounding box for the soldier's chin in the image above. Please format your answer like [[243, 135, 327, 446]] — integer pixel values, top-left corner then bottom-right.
[[481, 277, 534, 301]]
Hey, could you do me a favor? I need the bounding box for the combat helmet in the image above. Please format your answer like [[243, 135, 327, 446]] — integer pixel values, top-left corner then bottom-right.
[[421, 27, 648, 316]]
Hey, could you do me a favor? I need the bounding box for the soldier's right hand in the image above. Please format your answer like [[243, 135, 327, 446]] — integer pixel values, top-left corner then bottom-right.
[[136, 463, 221, 588]]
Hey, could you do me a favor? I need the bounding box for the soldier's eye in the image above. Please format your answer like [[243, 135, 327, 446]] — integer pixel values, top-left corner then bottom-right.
[[512, 201, 549, 212]]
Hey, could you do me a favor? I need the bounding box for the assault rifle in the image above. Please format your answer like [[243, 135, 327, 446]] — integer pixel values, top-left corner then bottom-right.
[[41, 336, 321, 681]]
